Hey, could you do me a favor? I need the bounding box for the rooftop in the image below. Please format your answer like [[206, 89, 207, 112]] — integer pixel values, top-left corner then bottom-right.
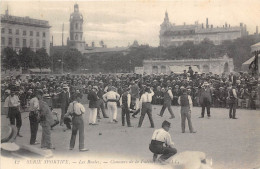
[[1, 13, 51, 28]]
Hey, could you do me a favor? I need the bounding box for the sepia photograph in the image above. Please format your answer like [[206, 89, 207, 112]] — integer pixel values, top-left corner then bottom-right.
[[0, 0, 260, 169]]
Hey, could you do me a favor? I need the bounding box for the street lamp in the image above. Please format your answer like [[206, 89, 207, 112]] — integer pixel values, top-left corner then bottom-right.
[[129, 59, 132, 73], [58, 58, 63, 74]]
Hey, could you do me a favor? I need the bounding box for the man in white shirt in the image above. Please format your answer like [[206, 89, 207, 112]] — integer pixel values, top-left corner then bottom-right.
[[158, 86, 175, 119], [178, 88, 196, 133], [103, 86, 120, 123], [138, 87, 155, 128], [65, 93, 88, 152], [4, 89, 23, 137], [149, 120, 177, 164]]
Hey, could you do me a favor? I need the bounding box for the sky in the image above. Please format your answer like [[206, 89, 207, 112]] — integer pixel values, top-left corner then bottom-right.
[[1, 0, 260, 47]]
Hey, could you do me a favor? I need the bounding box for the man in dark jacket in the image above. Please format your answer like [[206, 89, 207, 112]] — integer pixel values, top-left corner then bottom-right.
[[120, 87, 133, 127], [60, 85, 70, 125], [199, 82, 212, 118], [87, 86, 99, 125]]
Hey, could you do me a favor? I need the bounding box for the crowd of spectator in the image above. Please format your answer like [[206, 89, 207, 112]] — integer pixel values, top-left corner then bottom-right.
[[1, 69, 260, 110]]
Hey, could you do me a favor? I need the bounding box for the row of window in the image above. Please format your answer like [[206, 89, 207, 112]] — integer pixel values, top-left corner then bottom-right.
[[1, 37, 46, 48], [1, 28, 46, 37]]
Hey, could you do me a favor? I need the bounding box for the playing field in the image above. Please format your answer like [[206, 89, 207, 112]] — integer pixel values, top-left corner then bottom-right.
[[1, 105, 260, 169]]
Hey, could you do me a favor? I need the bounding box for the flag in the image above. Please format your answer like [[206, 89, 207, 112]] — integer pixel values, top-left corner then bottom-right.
[[249, 51, 259, 75]]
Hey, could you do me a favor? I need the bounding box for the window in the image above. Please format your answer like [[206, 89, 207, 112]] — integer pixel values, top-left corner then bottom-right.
[[75, 34, 78, 40], [42, 40, 46, 48], [15, 38, 20, 46], [8, 37, 12, 46], [30, 31, 33, 36], [16, 29, 19, 35], [23, 39, 27, 47], [36, 32, 40, 37], [161, 66, 166, 74], [1, 37, 5, 45], [1, 28, 5, 34], [36, 39, 40, 47], [30, 39, 33, 47], [9, 29, 12, 34], [42, 32, 45, 38], [76, 23, 78, 30], [23, 30, 26, 36], [152, 66, 158, 74]]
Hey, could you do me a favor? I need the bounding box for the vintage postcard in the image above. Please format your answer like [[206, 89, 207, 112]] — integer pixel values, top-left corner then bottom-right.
[[1, 0, 259, 169]]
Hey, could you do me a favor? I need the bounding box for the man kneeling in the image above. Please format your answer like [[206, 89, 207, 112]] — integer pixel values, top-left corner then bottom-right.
[[149, 120, 177, 164]]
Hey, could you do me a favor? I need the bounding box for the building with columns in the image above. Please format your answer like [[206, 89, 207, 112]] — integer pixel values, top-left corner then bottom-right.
[[1, 9, 51, 54], [142, 55, 234, 75], [160, 11, 247, 47]]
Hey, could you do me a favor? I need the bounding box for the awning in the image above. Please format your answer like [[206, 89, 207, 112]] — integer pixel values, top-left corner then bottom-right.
[[251, 42, 260, 53], [169, 65, 200, 74], [28, 68, 51, 73]]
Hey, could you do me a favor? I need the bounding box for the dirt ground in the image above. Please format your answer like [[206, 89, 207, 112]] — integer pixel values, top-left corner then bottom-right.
[[1, 105, 260, 169]]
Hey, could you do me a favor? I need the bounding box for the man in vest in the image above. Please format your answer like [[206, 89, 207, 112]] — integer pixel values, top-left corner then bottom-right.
[[120, 87, 133, 127], [65, 93, 88, 151], [158, 86, 175, 119], [178, 88, 196, 133]]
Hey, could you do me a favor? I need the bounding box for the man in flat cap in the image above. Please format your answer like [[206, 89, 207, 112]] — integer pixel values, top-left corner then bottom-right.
[[149, 120, 177, 164]]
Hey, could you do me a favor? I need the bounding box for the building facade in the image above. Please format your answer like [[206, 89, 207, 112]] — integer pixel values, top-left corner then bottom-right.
[[142, 55, 234, 75], [1, 9, 51, 54], [160, 11, 247, 47], [67, 4, 86, 53]]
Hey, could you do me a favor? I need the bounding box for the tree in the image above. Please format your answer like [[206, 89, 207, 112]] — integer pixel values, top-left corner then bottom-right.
[[34, 48, 51, 72], [63, 48, 83, 72], [1, 47, 19, 71], [19, 47, 36, 70]]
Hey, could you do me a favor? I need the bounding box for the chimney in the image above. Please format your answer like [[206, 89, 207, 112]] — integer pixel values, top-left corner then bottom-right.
[[240, 23, 243, 27], [5, 6, 9, 15], [92, 41, 95, 48], [206, 18, 209, 29], [211, 25, 213, 28], [202, 23, 204, 29], [184, 22, 186, 26], [256, 26, 258, 35], [62, 23, 64, 46], [225, 22, 227, 28], [229, 24, 230, 28]]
